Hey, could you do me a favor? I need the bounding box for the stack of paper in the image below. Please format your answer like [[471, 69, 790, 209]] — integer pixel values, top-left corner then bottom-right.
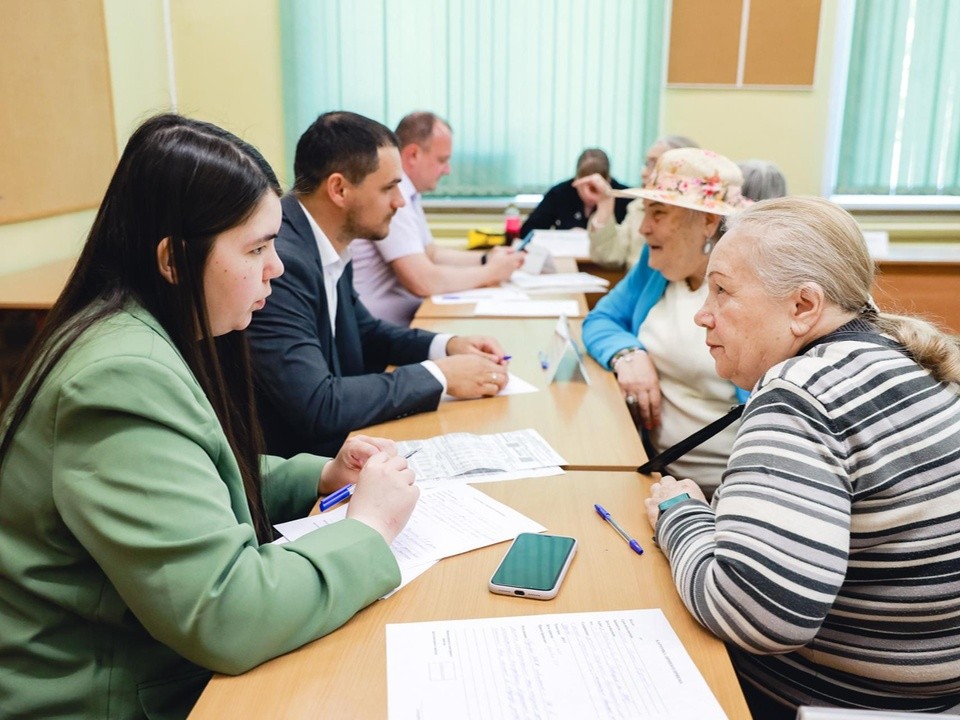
[[275, 483, 546, 595], [510, 271, 609, 294], [397, 428, 567, 485]]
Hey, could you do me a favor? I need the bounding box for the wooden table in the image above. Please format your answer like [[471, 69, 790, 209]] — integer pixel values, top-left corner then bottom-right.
[[873, 257, 960, 334], [189, 471, 750, 719], [358, 317, 646, 471]]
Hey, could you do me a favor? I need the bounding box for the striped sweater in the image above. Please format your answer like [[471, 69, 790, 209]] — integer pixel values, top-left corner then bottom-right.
[[656, 320, 960, 714]]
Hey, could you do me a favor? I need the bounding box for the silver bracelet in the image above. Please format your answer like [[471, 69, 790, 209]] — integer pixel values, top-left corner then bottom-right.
[[610, 347, 643, 373]]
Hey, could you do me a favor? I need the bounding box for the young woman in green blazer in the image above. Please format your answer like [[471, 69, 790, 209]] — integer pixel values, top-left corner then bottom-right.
[[0, 114, 419, 719]]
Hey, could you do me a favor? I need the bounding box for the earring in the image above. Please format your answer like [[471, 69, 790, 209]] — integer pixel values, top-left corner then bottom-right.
[[703, 239, 713, 255]]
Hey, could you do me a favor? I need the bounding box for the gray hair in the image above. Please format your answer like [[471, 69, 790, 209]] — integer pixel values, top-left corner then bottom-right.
[[739, 159, 787, 201], [726, 196, 960, 383]]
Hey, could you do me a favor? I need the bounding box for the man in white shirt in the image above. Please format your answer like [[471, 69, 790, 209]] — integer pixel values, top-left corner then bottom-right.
[[248, 111, 510, 457], [352, 111, 522, 325]]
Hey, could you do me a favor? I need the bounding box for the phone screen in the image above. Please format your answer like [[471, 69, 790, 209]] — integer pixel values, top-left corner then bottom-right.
[[491, 533, 576, 591]]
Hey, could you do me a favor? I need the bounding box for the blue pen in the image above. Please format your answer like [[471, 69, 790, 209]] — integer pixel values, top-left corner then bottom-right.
[[501, 355, 512, 362], [537, 350, 549, 370], [319, 483, 354, 512], [594, 504, 643, 555], [320, 448, 421, 512]]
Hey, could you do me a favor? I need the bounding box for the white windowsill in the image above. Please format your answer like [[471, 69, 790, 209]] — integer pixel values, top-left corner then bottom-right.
[[832, 195, 960, 212]]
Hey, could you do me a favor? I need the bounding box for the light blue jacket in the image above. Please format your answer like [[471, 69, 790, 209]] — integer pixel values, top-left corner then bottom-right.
[[583, 245, 750, 403]]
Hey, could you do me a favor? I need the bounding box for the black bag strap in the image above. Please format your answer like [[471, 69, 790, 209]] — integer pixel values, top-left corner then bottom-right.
[[636, 404, 744, 475]]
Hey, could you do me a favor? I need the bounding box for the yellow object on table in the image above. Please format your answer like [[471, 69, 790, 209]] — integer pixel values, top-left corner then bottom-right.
[[466, 228, 506, 249]]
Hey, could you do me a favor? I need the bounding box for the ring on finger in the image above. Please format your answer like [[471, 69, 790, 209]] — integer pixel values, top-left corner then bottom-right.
[[625, 395, 637, 404]]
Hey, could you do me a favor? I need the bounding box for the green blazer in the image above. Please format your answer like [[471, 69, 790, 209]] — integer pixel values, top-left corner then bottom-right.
[[0, 303, 400, 720]]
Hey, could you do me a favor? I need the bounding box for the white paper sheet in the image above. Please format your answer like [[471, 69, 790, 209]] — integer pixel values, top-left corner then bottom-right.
[[396, 429, 567, 481], [510, 271, 609, 291], [274, 484, 547, 596], [382, 560, 437, 598], [430, 287, 530, 304], [529, 228, 591, 258], [474, 299, 581, 317], [386, 609, 729, 720], [441, 372, 538, 402]]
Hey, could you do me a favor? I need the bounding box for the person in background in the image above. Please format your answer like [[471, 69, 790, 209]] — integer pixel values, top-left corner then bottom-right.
[[583, 148, 749, 497], [351, 111, 522, 326], [0, 114, 420, 719], [739, 158, 787, 201], [647, 196, 960, 718], [576, 134, 699, 269], [518, 147, 631, 238], [247, 111, 510, 459]]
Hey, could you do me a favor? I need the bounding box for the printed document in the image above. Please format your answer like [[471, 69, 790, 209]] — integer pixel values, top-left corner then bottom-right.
[[386, 609, 728, 720], [396, 429, 566, 481], [274, 484, 546, 594]]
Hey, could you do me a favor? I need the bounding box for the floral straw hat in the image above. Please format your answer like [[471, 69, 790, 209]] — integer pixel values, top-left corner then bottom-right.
[[613, 147, 748, 215]]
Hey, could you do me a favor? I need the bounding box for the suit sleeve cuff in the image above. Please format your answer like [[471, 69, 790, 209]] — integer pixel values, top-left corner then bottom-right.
[[428, 333, 453, 360], [420, 360, 447, 394]]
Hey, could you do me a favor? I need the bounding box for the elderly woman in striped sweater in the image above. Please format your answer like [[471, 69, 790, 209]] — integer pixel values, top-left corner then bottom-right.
[[646, 196, 960, 718]]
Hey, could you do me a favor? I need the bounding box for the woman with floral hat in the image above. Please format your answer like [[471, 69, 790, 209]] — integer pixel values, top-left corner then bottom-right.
[[583, 147, 750, 496]]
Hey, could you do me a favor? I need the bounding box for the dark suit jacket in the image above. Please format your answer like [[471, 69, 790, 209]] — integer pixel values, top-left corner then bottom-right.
[[519, 177, 631, 238], [248, 195, 443, 457]]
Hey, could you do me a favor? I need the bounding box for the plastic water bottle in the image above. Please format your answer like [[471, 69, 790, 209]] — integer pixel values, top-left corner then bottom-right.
[[504, 202, 521, 244]]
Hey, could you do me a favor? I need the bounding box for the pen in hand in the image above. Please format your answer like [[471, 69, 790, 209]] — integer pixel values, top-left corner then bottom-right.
[[319, 483, 354, 512], [594, 504, 643, 555], [320, 448, 421, 512]]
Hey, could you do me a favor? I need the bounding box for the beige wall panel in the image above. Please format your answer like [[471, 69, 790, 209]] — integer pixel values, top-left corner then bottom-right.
[[0, 0, 116, 224]]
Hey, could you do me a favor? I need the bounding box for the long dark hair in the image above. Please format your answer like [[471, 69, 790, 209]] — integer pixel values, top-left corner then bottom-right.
[[0, 114, 281, 542]]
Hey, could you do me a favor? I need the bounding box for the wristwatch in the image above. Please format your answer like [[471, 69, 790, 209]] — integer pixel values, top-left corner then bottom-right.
[[657, 493, 691, 519]]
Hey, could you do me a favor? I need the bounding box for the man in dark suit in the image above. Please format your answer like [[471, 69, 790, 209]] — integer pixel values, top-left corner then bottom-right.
[[248, 111, 509, 457]]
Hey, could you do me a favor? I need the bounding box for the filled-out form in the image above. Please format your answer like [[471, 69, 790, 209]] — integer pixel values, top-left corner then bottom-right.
[[386, 609, 728, 720]]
